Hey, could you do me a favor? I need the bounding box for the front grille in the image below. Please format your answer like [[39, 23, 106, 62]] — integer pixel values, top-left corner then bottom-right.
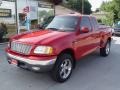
[[11, 42, 32, 55]]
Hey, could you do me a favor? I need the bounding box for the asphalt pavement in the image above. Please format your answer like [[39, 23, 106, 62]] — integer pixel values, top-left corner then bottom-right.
[[0, 36, 120, 90]]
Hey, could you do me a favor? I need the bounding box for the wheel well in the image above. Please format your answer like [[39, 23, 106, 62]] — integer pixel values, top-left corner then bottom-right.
[[58, 49, 76, 68], [101, 37, 112, 47], [108, 37, 111, 42]]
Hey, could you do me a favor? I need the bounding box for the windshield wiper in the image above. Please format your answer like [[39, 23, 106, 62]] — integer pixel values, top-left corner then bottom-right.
[[46, 28, 59, 31]]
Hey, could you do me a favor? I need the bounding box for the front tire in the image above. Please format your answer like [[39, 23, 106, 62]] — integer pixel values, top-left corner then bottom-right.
[[100, 41, 111, 57], [52, 54, 73, 83]]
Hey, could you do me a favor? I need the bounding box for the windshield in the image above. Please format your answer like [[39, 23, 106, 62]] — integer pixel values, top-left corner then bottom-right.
[[114, 21, 120, 28], [41, 16, 54, 29], [46, 16, 79, 31]]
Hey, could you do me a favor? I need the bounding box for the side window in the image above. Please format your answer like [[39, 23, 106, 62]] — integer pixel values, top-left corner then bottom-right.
[[80, 17, 92, 32], [91, 17, 98, 30]]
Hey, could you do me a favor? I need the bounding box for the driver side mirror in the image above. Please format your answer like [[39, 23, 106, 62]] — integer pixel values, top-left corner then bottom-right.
[[81, 27, 89, 33]]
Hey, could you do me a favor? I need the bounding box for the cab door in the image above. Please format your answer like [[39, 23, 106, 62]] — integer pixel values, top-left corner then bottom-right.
[[90, 17, 101, 48], [74, 16, 95, 59]]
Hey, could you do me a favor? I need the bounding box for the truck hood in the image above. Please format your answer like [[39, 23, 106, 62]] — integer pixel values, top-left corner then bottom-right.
[[13, 30, 74, 45]]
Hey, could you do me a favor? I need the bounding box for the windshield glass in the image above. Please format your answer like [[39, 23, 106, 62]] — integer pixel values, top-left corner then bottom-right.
[[46, 16, 79, 31], [41, 16, 54, 29], [114, 21, 120, 28]]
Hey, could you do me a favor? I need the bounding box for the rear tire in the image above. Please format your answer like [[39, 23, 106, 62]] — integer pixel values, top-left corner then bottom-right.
[[52, 54, 73, 83], [100, 41, 111, 57]]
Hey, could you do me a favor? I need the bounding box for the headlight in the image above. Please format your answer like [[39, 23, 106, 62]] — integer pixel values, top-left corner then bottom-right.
[[34, 46, 53, 54]]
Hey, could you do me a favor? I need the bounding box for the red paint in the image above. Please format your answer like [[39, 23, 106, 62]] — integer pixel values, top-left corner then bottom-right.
[[6, 14, 112, 61]]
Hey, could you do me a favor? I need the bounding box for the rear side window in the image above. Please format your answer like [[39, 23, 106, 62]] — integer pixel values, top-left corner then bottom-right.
[[91, 17, 98, 30], [80, 16, 92, 31]]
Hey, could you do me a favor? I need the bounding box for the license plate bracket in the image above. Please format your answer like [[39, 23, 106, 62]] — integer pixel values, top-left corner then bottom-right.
[[10, 59, 18, 66]]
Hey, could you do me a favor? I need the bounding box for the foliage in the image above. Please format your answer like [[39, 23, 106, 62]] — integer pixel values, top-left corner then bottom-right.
[[0, 23, 8, 40], [38, 10, 54, 23], [100, 0, 120, 23], [42, 0, 92, 14], [101, 12, 114, 26], [67, 0, 92, 15]]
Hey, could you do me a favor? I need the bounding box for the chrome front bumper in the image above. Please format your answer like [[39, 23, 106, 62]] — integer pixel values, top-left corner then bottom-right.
[[7, 53, 56, 65], [6, 53, 57, 72]]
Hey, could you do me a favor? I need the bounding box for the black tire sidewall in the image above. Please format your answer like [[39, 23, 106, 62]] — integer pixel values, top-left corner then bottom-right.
[[52, 54, 73, 83], [100, 41, 111, 56]]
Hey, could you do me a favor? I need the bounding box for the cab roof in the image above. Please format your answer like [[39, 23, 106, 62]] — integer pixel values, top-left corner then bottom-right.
[[57, 13, 95, 18]]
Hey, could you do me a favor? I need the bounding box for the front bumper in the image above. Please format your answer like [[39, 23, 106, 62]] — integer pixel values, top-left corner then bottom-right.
[[6, 53, 57, 72]]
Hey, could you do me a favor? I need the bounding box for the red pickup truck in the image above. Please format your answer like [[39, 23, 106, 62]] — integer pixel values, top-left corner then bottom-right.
[[6, 14, 112, 83]]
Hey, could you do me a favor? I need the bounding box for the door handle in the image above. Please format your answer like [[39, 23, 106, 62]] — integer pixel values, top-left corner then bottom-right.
[[72, 40, 78, 43]]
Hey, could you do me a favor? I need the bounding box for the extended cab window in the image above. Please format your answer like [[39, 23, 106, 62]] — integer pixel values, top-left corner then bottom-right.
[[46, 16, 79, 31], [80, 16, 92, 32], [91, 17, 98, 30]]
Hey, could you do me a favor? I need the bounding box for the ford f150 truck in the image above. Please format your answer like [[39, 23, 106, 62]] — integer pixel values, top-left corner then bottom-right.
[[6, 14, 112, 83]]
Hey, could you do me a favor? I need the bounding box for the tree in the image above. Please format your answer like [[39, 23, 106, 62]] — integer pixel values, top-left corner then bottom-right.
[[101, 0, 120, 23], [113, 0, 120, 20], [42, 0, 92, 14], [100, 1, 114, 25], [38, 10, 54, 24], [67, 0, 92, 15]]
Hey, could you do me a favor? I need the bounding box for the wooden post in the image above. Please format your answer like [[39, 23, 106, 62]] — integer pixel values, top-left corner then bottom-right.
[[15, 0, 19, 34], [82, 0, 84, 14]]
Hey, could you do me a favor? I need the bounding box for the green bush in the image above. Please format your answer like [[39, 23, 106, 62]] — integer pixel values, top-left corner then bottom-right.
[[0, 23, 8, 40]]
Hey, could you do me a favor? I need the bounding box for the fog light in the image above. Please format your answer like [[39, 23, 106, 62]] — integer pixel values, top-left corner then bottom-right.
[[32, 67, 40, 71]]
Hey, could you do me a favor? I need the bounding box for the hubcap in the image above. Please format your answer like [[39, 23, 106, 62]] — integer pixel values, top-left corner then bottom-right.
[[106, 43, 110, 54], [60, 59, 72, 79]]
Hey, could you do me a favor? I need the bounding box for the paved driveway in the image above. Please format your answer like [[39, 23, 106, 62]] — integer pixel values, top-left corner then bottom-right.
[[0, 37, 120, 90]]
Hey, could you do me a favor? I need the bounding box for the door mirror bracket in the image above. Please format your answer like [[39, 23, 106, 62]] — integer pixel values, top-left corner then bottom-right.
[[81, 27, 89, 33]]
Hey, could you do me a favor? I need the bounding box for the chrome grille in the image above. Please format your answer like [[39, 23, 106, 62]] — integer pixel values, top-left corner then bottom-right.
[[11, 42, 32, 55]]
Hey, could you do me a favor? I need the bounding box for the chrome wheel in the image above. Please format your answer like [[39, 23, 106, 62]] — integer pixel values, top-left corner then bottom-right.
[[106, 42, 110, 55], [52, 54, 73, 82], [100, 41, 111, 57], [60, 59, 72, 79]]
